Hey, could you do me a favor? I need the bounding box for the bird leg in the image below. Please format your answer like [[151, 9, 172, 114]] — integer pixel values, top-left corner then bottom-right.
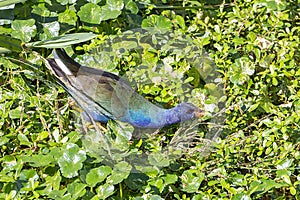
[[152, 128, 161, 135], [96, 122, 107, 132], [80, 111, 113, 157]]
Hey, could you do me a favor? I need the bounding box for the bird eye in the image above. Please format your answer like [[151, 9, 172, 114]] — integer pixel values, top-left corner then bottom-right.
[[186, 109, 194, 114]]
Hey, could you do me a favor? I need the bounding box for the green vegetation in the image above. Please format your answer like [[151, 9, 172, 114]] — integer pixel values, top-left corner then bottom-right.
[[0, 0, 300, 199]]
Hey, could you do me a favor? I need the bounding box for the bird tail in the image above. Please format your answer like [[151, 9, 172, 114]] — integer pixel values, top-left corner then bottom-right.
[[44, 49, 80, 94], [48, 48, 81, 77]]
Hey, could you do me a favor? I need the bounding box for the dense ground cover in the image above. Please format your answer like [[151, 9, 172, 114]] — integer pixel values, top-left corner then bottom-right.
[[0, 0, 300, 199]]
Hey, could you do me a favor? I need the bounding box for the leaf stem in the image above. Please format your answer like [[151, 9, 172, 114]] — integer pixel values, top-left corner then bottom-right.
[[119, 182, 123, 199]]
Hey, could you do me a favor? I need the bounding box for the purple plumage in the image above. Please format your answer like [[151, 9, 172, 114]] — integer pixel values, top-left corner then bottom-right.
[[45, 49, 203, 128]]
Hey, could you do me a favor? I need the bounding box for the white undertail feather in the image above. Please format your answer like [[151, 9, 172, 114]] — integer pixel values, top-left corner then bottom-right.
[[53, 49, 73, 75]]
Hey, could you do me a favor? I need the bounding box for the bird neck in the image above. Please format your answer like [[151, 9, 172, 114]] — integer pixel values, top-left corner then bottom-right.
[[149, 105, 191, 128], [121, 102, 196, 129]]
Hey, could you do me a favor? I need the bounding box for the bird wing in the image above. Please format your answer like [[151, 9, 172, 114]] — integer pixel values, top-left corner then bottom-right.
[[74, 66, 137, 120], [45, 52, 139, 122]]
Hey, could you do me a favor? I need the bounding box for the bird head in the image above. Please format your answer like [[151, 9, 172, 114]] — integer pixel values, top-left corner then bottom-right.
[[176, 102, 203, 121]]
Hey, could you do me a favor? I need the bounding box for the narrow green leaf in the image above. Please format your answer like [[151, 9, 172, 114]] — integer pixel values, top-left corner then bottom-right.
[[0, 35, 22, 52], [17, 134, 31, 146], [290, 186, 296, 195], [248, 103, 259, 112], [0, 0, 26, 7], [26, 33, 97, 48], [0, 47, 12, 53]]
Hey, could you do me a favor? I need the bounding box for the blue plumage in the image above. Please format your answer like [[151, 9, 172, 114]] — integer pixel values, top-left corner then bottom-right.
[[45, 48, 203, 128]]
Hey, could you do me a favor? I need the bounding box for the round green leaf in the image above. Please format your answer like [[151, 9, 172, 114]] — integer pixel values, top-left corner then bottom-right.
[[124, 173, 149, 190], [11, 19, 36, 42], [148, 153, 170, 167], [181, 169, 204, 193], [86, 166, 112, 187], [107, 0, 124, 10], [19, 169, 39, 190], [39, 21, 60, 41], [142, 15, 172, 34], [9, 107, 21, 119], [58, 9, 78, 26], [96, 183, 114, 199], [107, 161, 132, 185], [125, 0, 138, 14], [78, 3, 102, 24], [67, 182, 86, 199], [163, 174, 178, 185], [100, 5, 122, 21], [87, 0, 102, 3], [58, 143, 87, 178], [56, 0, 76, 5], [228, 57, 255, 85]]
